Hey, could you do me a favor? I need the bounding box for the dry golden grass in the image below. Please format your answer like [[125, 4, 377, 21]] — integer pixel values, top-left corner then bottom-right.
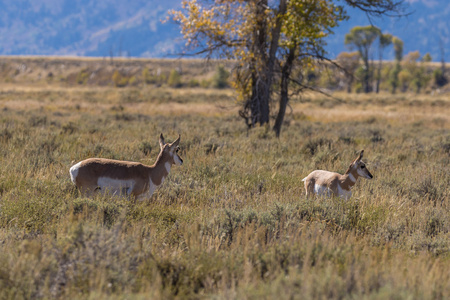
[[0, 57, 449, 299]]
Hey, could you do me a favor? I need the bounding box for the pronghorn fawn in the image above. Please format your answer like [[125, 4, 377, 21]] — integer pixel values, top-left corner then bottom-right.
[[302, 150, 373, 200], [70, 133, 183, 200]]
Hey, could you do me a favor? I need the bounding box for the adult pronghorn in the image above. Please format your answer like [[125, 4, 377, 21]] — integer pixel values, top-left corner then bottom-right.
[[70, 133, 183, 200], [302, 150, 373, 200]]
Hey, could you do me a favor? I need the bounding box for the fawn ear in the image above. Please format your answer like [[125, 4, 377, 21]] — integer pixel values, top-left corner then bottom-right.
[[171, 134, 181, 147], [357, 150, 364, 161], [159, 133, 165, 149]]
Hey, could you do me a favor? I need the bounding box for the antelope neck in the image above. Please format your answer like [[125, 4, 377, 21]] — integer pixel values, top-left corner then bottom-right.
[[150, 151, 171, 185]]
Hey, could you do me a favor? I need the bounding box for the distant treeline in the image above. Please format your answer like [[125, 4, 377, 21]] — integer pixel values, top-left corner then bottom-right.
[[0, 52, 448, 95], [314, 25, 449, 94]]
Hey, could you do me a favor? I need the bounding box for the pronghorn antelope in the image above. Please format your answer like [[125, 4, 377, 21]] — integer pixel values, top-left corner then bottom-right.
[[302, 150, 373, 200], [69, 134, 183, 200]]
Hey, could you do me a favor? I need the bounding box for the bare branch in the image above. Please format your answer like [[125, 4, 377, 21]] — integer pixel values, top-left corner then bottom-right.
[[289, 77, 345, 103], [344, 0, 409, 17]]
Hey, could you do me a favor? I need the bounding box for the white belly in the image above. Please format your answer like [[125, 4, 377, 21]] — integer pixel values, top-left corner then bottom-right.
[[136, 178, 158, 201], [314, 184, 332, 197], [313, 184, 352, 200], [337, 185, 352, 200], [97, 177, 135, 196]]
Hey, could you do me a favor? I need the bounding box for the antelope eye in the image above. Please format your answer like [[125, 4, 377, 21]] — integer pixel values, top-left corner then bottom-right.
[[361, 165, 365, 169], [176, 147, 180, 152]]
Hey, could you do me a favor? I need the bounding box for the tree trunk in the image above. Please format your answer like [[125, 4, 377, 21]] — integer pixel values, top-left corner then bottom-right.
[[249, 71, 260, 126], [376, 55, 382, 93], [273, 46, 296, 137], [347, 76, 353, 93], [364, 65, 370, 93], [250, 73, 270, 126], [248, 0, 287, 127], [248, 0, 268, 126], [363, 50, 370, 93]]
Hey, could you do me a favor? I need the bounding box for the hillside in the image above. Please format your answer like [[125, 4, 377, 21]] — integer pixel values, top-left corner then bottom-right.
[[0, 56, 233, 88], [0, 0, 183, 57], [0, 0, 449, 61]]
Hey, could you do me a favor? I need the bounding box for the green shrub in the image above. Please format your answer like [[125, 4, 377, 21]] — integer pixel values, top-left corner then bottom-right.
[[200, 79, 211, 88], [433, 68, 448, 87], [142, 67, 157, 84], [76, 69, 90, 84], [128, 76, 138, 86], [167, 69, 182, 88], [187, 79, 200, 87], [211, 65, 229, 89], [112, 70, 129, 87]]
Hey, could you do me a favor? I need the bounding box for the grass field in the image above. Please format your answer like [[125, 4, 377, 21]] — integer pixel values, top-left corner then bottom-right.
[[0, 58, 449, 299]]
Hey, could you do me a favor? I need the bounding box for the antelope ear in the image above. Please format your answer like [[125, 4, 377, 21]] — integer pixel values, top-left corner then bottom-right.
[[171, 134, 181, 147], [357, 150, 364, 161], [159, 133, 165, 149]]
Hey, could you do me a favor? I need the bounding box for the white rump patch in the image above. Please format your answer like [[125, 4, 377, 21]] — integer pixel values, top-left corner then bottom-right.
[[97, 177, 136, 196], [69, 161, 82, 184]]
